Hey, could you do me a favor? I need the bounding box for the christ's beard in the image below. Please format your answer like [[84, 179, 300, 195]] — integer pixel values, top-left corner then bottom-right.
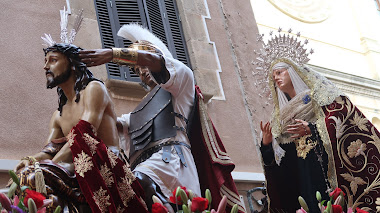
[[46, 68, 72, 89]]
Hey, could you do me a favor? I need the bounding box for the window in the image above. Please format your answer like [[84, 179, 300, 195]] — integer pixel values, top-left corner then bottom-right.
[[94, 0, 191, 81]]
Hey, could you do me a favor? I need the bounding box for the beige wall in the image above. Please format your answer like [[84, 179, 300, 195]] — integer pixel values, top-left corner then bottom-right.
[[0, 1, 65, 160]]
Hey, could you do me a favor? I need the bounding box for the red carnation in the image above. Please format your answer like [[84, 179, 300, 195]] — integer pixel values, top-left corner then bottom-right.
[[169, 186, 189, 205], [152, 202, 168, 213], [356, 208, 368, 213], [23, 189, 46, 209], [191, 197, 209, 212], [329, 188, 346, 200], [332, 205, 343, 213]]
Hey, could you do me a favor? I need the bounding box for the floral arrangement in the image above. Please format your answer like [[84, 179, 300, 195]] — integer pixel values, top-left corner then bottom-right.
[[0, 170, 61, 213], [297, 188, 369, 213], [152, 186, 239, 213]]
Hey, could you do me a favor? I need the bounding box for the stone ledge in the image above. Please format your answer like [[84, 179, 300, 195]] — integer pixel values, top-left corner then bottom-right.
[[309, 64, 380, 99], [231, 171, 266, 183], [105, 79, 147, 101], [0, 159, 19, 172], [106, 78, 214, 103]]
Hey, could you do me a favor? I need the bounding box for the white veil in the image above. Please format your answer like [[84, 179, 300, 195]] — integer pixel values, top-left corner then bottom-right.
[[272, 62, 310, 109]]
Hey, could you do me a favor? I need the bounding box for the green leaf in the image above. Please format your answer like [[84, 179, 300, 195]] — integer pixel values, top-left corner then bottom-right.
[[182, 204, 190, 213], [7, 182, 18, 198], [326, 201, 332, 213], [8, 170, 20, 186], [206, 189, 212, 210], [53, 205, 62, 213], [178, 189, 189, 204], [28, 198, 38, 213], [175, 187, 181, 199], [230, 204, 238, 213], [298, 196, 309, 212], [316, 191, 322, 202], [18, 200, 27, 211]]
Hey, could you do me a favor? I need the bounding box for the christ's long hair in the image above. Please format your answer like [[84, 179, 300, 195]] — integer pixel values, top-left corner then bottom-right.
[[44, 43, 102, 115]]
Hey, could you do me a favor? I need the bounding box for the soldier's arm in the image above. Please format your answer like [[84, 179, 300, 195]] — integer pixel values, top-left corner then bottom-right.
[[79, 49, 167, 74]]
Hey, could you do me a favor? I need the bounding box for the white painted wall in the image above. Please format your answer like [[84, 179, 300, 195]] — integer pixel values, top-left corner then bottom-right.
[[250, 0, 380, 79]]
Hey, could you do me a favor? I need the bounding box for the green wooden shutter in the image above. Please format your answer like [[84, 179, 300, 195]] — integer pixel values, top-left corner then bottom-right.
[[94, 0, 191, 81]]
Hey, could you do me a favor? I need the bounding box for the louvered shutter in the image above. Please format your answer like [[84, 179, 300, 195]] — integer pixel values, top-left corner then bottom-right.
[[94, 0, 191, 81]]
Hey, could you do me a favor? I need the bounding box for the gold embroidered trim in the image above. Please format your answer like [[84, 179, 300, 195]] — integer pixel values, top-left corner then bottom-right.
[[93, 186, 111, 212], [107, 148, 118, 168], [198, 95, 233, 165], [74, 151, 94, 178], [83, 133, 100, 155], [99, 163, 114, 188], [67, 129, 77, 147], [315, 103, 338, 190], [118, 177, 135, 207], [220, 185, 245, 212], [122, 164, 135, 184], [295, 135, 316, 159]]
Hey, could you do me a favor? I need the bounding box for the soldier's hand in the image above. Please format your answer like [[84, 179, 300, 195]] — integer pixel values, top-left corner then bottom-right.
[[79, 49, 113, 67], [260, 121, 273, 146]]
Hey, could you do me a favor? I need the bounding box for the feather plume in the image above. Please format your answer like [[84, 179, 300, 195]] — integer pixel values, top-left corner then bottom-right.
[[68, 9, 84, 43], [41, 7, 84, 47], [60, 7, 69, 43], [117, 23, 173, 58], [41, 34, 56, 47]]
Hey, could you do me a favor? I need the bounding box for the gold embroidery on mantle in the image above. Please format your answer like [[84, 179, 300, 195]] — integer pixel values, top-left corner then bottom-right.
[[340, 173, 366, 195], [83, 133, 100, 155], [116, 206, 125, 213], [349, 111, 369, 132], [107, 148, 118, 168], [74, 151, 93, 178], [347, 139, 367, 158], [99, 163, 114, 187], [67, 129, 77, 147], [295, 135, 316, 159], [326, 98, 380, 210], [122, 164, 135, 184], [93, 186, 111, 212], [118, 177, 135, 207]]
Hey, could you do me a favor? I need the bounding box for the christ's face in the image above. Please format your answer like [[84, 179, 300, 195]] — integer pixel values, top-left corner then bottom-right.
[[272, 67, 294, 93], [44, 51, 71, 89]]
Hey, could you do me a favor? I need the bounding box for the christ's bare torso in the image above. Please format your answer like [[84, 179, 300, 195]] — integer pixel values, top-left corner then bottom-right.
[[49, 81, 119, 164]]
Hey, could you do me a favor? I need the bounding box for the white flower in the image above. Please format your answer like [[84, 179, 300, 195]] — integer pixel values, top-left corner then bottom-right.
[[347, 139, 367, 158]]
